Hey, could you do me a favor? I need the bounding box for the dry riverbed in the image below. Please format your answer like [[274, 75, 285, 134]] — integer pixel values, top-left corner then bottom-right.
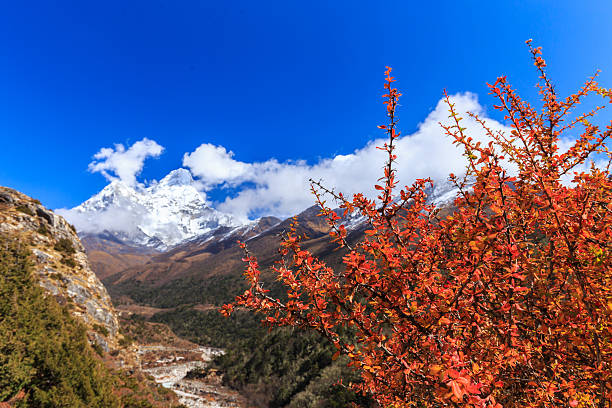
[[137, 344, 246, 408]]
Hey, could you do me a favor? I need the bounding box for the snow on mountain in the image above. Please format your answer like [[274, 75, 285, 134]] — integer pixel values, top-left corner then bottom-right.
[[342, 178, 466, 231], [425, 177, 469, 206], [58, 169, 244, 250]]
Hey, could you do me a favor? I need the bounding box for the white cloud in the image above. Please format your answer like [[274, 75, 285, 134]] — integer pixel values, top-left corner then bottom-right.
[[56, 204, 148, 236], [183, 93, 512, 221], [182, 144, 249, 188], [88, 138, 164, 186], [63, 92, 605, 231]]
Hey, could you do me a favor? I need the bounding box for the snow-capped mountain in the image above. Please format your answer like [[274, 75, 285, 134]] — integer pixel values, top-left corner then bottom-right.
[[59, 167, 467, 251], [425, 177, 470, 206], [59, 169, 244, 250], [341, 177, 466, 232]]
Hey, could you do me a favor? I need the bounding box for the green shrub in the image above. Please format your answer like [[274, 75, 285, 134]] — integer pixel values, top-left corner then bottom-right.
[[93, 323, 109, 337], [36, 223, 50, 236], [60, 255, 77, 268], [15, 204, 34, 216], [92, 341, 104, 356], [184, 367, 208, 379], [119, 334, 134, 348], [54, 237, 75, 254], [49, 272, 62, 280]]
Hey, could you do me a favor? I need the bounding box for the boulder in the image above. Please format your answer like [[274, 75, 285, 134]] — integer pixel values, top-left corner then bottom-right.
[[0, 192, 13, 203], [36, 206, 55, 226]]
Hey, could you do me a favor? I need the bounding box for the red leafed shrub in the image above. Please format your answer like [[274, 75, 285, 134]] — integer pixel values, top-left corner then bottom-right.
[[222, 41, 612, 407]]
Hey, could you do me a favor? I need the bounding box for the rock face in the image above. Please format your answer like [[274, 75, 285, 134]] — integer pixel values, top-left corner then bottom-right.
[[0, 186, 120, 352]]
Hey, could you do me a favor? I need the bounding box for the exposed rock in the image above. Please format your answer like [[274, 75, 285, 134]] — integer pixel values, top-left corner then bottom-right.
[[32, 248, 53, 263], [0, 186, 120, 351], [0, 191, 14, 203], [91, 332, 111, 353], [36, 206, 56, 226], [37, 275, 62, 296]]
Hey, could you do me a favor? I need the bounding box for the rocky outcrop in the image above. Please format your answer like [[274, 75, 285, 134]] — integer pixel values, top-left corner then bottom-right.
[[0, 186, 120, 352]]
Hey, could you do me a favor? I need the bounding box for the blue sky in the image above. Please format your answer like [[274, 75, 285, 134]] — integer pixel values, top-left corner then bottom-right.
[[1, 1, 611, 215]]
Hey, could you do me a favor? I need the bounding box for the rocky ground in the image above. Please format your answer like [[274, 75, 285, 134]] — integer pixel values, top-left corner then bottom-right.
[[137, 344, 246, 407]]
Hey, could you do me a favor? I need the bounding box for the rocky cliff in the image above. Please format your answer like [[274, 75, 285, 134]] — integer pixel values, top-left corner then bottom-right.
[[0, 186, 119, 352]]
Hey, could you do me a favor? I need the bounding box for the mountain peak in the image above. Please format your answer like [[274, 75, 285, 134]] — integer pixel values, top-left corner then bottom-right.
[[158, 168, 194, 187], [60, 168, 243, 250]]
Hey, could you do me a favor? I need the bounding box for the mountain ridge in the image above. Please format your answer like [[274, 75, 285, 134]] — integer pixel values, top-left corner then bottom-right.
[[79, 178, 463, 308]]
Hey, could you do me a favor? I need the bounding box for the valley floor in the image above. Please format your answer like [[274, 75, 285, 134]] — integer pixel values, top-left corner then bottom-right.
[[138, 344, 245, 408], [119, 309, 248, 408]]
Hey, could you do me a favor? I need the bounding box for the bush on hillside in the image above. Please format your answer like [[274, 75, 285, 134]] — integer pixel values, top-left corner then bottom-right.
[[54, 237, 76, 254], [224, 42, 612, 406]]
